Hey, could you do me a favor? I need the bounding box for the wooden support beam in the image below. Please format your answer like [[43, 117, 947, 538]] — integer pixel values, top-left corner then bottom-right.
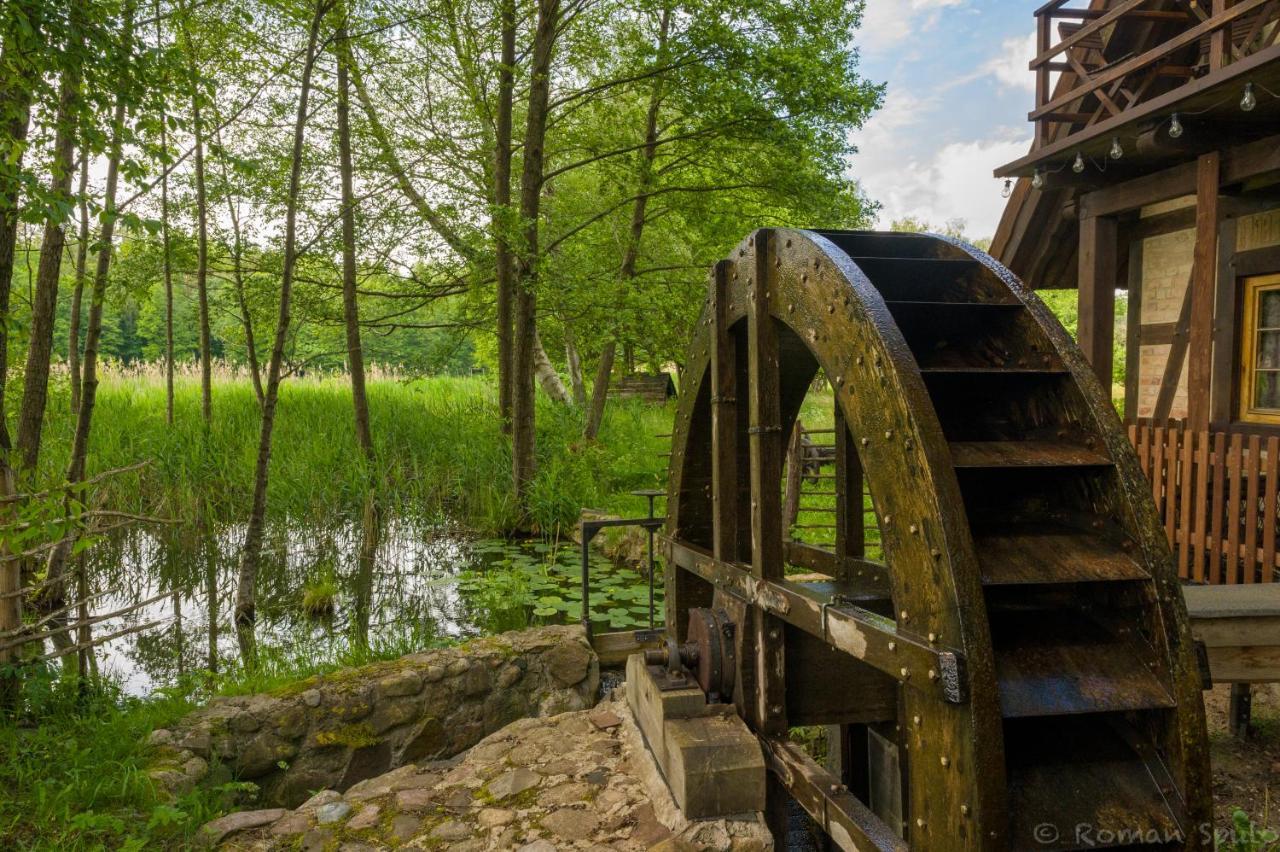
[[1211, 216, 1240, 425], [1188, 152, 1220, 431], [747, 230, 787, 736], [833, 404, 864, 572], [1079, 215, 1118, 387], [1124, 239, 1144, 422], [662, 536, 966, 703], [710, 260, 737, 567]]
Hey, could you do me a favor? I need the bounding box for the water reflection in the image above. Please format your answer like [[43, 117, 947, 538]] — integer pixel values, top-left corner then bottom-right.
[[68, 517, 662, 696]]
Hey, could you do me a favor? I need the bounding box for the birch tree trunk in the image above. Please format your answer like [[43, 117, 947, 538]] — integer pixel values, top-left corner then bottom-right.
[[212, 122, 264, 405], [180, 7, 213, 426], [512, 0, 561, 506], [235, 2, 327, 665], [494, 0, 516, 431], [565, 331, 587, 406], [68, 148, 89, 415], [16, 3, 85, 474], [46, 1, 134, 672], [157, 0, 174, 423]]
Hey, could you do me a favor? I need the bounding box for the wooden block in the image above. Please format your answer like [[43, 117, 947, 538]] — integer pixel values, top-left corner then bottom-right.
[[664, 714, 766, 819], [626, 654, 765, 819]]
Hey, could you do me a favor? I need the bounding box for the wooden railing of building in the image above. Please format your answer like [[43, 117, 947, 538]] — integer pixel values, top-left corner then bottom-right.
[[1129, 419, 1280, 584], [1031, 0, 1280, 151]]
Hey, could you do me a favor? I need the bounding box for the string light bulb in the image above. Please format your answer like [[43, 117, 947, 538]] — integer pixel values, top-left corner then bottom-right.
[[1032, 169, 1045, 190], [1242, 82, 1257, 112], [1109, 137, 1123, 160], [1073, 152, 1085, 174], [1001, 179, 1012, 198], [1168, 112, 1184, 139]]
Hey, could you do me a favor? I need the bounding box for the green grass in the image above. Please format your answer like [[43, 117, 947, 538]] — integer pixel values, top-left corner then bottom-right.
[[29, 367, 674, 535]]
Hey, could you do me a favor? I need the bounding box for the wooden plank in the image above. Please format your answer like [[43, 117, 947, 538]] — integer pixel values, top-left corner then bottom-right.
[[1211, 431, 1227, 584], [1246, 435, 1262, 584], [782, 421, 804, 537], [1265, 437, 1278, 584], [949, 440, 1111, 468], [1078, 215, 1118, 386], [1179, 426, 1194, 576], [1211, 217, 1241, 424], [662, 536, 964, 703], [972, 524, 1149, 585], [1124, 239, 1144, 421], [1030, 0, 1147, 69], [747, 230, 786, 735], [1210, 0, 1228, 72], [1194, 429, 1210, 582], [1165, 426, 1180, 555], [1187, 152, 1220, 431], [1228, 433, 1245, 584], [591, 630, 663, 666], [1152, 425, 1166, 512], [833, 404, 863, 572]]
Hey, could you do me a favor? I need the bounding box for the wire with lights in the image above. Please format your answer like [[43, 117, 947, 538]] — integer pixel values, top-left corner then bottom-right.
[[1008, 80, 1277, 195]]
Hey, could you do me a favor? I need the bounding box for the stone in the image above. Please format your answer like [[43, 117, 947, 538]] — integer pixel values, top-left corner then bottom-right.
[[446, 658, 471, 677], [543, 639, 592, 686], [517, 842, 558, 852], [238, 733, 297, 778], [315, 801, 352, 825], [198, 808, 287, 846], [182, 756, 208, 778], [497, 665, 523, 688], [274, 705, 309, 739], [270, 811, 313, 836], [346, 804, 380, 831], [430, 819, 473, 841], [177, 730, 212, 757], [390, 814, 422, 842], [651, 839, 700, 852], [395, 787, 436, 811], [423, 664, 445, 683], [541, 782, 593, 806], [541, 807, 600, 841], [300, 790, 343, 811], [477, 808, 515, 829], [377, 669, 423, 698], [630, 804, 672, 847], [488, 767, 540, 800], [588, 708, 622, 730], [301, 689, 322, 708], [229, 712, 262, 734], [147, 729, 174, 747], [301, 827, 335, 852], [368, 697, 420, 734]]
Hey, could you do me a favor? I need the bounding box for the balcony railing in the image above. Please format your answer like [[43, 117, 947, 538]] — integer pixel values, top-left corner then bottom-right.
[[1030, 0, 1280, 152]]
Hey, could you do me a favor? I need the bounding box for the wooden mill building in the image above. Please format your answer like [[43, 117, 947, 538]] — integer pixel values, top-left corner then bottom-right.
[[993, 0, 1280, 587]]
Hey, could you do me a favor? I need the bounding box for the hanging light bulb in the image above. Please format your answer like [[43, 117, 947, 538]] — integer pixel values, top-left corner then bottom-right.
[[1001, 178, 1012, 199], [1073, 152, 1086, 174], [1109, 136, 1123, 160], [1242, 82, 1257, 112], [1032, 169, 1045, 190], [1168, 112, 1184, 139]]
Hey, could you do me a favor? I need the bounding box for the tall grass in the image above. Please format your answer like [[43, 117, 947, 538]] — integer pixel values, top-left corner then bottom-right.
[[32, 365, 673, 534]]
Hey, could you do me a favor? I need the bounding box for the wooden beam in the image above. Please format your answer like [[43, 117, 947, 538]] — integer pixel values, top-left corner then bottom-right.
[[1030, 0, 1147, 70], [747, 230, 786, 736], [1124, 239, 1144, 422], [1211, 216, 1241, 425], [833, 403, 863, 572], [1153, 271, 1195, 422], [710, 260, 737, 567], [1188, 152, 1220, 431], [1079, 134, 1280, 218], [1079, 215, 1118, 386]]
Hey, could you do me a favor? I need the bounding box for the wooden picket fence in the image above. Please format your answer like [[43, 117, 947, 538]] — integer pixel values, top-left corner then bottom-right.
[[1128, 420, 1280, 585]]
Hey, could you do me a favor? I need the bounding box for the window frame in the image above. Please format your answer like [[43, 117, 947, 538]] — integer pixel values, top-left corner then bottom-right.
[[1237, 272, 1280, 425]]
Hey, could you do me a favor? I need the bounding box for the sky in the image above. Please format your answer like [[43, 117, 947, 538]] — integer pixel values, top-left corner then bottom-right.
[[847, 0, 1044, 240]]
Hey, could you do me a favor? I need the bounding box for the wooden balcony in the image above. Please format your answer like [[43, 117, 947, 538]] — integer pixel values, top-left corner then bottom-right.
[[996, 0, 1280, 180]]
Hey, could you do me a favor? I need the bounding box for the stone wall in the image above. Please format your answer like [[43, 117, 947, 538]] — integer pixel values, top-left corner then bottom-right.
[[147, 625, 598, 807]]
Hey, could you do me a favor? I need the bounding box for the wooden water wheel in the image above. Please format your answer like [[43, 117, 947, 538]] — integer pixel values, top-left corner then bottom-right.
[[659, 229, 1212, 850]]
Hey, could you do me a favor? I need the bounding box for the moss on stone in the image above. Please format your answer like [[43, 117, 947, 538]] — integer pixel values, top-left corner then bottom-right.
[[313, 723, 379, 749]]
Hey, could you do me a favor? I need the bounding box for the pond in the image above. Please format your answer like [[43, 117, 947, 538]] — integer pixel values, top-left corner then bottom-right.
[[72, 518, 664, 696]]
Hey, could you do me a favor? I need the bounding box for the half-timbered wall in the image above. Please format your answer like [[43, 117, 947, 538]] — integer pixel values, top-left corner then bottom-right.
[[1132, 205, 1280, 422]]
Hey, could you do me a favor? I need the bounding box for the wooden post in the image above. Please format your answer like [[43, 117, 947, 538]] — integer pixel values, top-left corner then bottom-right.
[[1229, 683, 1252, 739], [782, 420, 804, 539], [1188, 151, 1220, 432], [747, 230, 786, 737], [1210, 0, 1228, 72], [1079, 215, 1118, 388], [1123, 239, 1144, 422], [833, 403, 863, 574]]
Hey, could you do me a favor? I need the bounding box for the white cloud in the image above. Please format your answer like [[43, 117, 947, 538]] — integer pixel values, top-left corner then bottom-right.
[[983, 31, 1037, 92], [859, 0, 967, 56], [850, 92, 1030, 240]]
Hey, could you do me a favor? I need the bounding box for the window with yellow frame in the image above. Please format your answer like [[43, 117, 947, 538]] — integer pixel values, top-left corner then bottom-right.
[[1239, 273, 1280, 424]]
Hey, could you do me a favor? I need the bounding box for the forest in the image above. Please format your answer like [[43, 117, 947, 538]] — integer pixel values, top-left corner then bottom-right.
[[0, 0, 894, 845]]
